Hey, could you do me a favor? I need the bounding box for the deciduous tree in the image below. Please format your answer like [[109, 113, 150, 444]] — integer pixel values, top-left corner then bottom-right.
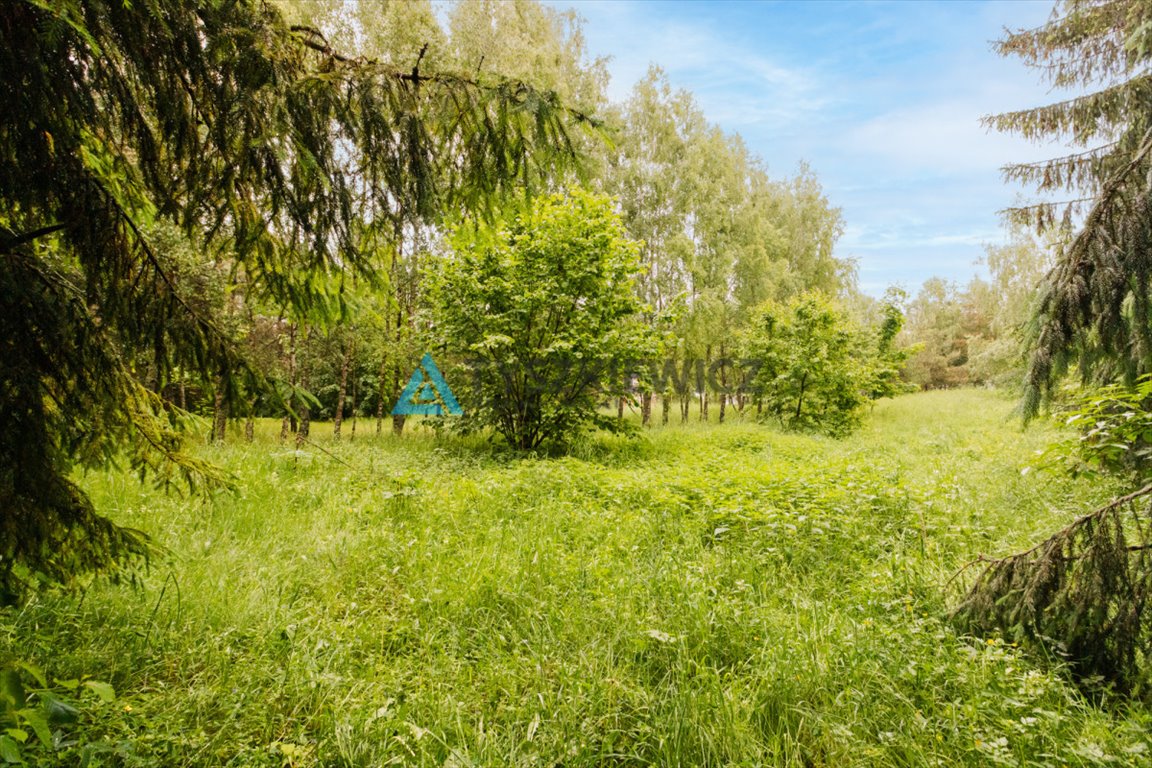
[[742, 293, 869, 437]]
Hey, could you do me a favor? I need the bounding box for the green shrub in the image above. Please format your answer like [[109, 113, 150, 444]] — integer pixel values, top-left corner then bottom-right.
[[430, 188, 651, 450]]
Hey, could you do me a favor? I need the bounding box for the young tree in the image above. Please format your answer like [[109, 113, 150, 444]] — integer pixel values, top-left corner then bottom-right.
[[0, 0, 592, 600], [985, 0, 1152, 413], [863, 289, 915, 401], [430, 189, 649, 450], [742, 292, 869, 437]]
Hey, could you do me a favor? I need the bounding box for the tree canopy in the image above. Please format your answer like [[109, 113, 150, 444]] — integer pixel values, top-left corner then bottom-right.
[[0, 0, 593, 600]]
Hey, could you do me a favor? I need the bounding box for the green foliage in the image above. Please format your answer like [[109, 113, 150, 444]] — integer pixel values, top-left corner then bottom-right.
[[956, 382, 1152, 698], [602, 68, 851, 413], [445, 0, 609, 116], [864, 291, 916, 401], [985, 0, 1152, 414], [953, 485, 1152, 697], [0, 661, 114, 766], [431, 189, 650, 449], [900, 277, 988, 390], [967, 229, 1053, 388], [1041, 377, 1152, 485], [898, 227, 1052, 393], [0, 0, 591, 600], [743, 292, 872, 436]]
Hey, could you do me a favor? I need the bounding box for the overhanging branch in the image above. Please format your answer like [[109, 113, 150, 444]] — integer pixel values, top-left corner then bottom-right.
[[0, 222, 66, 253]]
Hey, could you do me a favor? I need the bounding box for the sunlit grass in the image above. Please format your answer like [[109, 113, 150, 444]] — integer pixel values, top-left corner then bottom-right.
[[2, 390, 1148, 766]]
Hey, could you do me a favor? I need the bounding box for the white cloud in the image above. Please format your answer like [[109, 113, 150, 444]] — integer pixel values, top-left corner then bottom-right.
[[845, 230, 1002, 252], [551, 0, 1069, 295], [561, 0, 824, 120], [844, 99, 1060, 175]]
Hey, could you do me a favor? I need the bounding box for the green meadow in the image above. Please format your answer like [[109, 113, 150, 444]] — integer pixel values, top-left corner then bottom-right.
[[4, 389, 1150, 766]]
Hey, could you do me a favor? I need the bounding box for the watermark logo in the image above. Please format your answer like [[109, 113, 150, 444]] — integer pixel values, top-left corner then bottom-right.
[[392, 353, 464, 416], [458, 355, 766, 397]]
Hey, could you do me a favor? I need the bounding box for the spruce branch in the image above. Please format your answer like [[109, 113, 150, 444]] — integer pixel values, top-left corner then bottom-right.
[[951, 483, 1152, 693]]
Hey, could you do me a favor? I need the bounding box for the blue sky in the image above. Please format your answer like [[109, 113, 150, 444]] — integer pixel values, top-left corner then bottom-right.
[[549, 0, 1065, 296]]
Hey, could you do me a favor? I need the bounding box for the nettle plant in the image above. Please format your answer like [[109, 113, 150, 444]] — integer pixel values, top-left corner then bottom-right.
[[0, 662, 115, 764], [1044, 377, 1152, 485]]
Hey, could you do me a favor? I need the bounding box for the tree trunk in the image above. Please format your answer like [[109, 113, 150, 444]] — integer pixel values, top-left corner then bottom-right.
[[718, 351, 727, 424], [700, 347, 710, 422], [296, 402, 311, 448], [641, 391, 652, 427], [392, 361, 406, 436], [617, 396, 625, 421], [212, 373, 228, 443], [662, 393, 670, 425], [795, 374, 808, 422], [349, 363, 357, 441], [334, 341, 350, 440], [284, 323, 298, 437], [245, 413, 255, 443], [375, 349, 388, 434]]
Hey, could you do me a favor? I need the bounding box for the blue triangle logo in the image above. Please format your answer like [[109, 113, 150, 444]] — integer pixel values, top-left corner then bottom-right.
[[392, 353, 463, 416]]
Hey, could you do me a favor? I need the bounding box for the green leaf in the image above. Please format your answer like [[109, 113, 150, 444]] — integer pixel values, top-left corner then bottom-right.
[[39, 693, 78, 726], [83, 681, 115, 703], [0, 674, 23, 710], [0, 735, 21, 765], [11, 667, 43, 691], [14, 709, 48, 750]]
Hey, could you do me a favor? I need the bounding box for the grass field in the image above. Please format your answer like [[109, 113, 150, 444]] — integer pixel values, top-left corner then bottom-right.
[[4, 389, 1151, 766]]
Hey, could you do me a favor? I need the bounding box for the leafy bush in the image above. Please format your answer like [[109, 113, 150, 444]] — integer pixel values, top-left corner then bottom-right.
[[430, 188, 651, 450], [1042, 377, 1152, 485], [742, 292, 878, 436]]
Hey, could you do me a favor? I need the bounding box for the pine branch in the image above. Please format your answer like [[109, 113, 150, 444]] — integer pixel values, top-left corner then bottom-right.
[[998, 196, 1096, 217], [1069, 126, 1152, 227], [83, 174, 243, 369], [1005, 140, 1122, 169], [0, 223, 66, 253], [287, 24, 599, 126], [1020, 127, 1152, 407]]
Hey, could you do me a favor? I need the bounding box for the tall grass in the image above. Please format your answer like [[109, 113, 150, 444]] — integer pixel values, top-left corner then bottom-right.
[[2, 390, 1149, 766]]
